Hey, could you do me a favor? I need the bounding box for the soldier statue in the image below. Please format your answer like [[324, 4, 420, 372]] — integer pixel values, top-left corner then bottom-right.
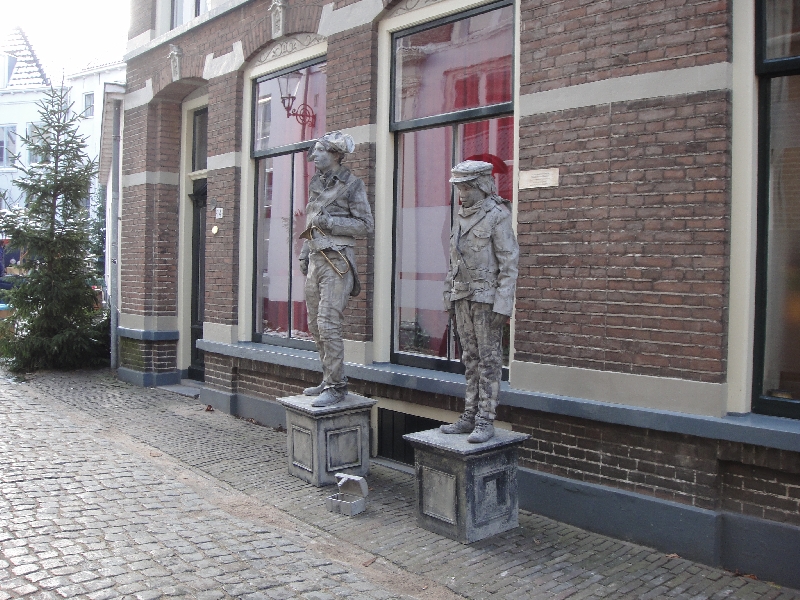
[[298, 131, 374, 407], [440, 160, 519, 443]]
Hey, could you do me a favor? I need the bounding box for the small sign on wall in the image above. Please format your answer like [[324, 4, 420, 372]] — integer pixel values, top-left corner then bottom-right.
[[519, 168, 559, 189]]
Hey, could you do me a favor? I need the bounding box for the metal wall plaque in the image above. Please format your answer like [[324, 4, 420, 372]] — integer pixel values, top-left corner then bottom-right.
[[519, 167, 559, 189]]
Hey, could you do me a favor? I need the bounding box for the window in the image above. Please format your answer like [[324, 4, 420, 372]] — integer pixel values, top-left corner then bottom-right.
[[0, 125, 16, 167], [83, 93, 94, 118], [252, 60, 326, 344], [754, 0, 800, 418], [391, 1, 514, 373], [192, 108, 208, 172], [27, 122, 44, 165], [171, 0, 207, 29]]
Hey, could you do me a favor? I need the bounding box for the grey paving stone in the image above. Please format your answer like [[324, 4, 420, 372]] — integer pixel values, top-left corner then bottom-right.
[[4, 370, 800, 600]]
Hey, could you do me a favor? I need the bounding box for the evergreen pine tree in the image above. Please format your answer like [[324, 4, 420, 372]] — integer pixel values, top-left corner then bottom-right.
[[0, 86, 108, 370]]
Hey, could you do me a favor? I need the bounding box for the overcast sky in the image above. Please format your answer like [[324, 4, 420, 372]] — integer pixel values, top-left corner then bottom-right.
[[5, 0, 131, 81]]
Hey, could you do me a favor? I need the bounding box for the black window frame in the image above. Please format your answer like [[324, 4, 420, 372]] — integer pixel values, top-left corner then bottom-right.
[[752, 0, 800, 419], [250, 57, 326, 349], [389, 0, 514, 376]]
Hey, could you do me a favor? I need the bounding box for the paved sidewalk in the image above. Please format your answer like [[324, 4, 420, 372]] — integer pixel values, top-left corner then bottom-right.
[[2, 370, 799, 600]]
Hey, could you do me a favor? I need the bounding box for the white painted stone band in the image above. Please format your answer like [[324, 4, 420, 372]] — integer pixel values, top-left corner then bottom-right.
[[203, 41, 245, 79], [122, 171, 180, 188], [340, 124, 377, 145], [207, 152, 241, 171], [126, 29, 154, 53], [125, 79, 154, 111], [519, 62, 733, 117], [318, 0, 385, 37], [509, 360, 728, 418]]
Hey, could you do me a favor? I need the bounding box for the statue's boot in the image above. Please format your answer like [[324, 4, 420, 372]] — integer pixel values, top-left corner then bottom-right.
[[303, 382, 326, 396], [466, 416, 495, 443], [311, 386, 347, 407], [440, 412, 475, 434]]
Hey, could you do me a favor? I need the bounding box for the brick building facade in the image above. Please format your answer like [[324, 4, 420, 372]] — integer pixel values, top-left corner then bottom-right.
[[117, 0, 800, 587]]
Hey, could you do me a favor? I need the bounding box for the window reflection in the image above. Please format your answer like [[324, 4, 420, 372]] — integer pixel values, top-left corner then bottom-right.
[[765, 0, 800, 59], [762, 75, 800, 400], [254, 63, 326, 153], [394, 116, 513, 363], [393, 5, 513, 122]]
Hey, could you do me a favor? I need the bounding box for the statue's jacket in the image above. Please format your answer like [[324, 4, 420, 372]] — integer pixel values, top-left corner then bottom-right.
[[300, 166, 374, 296], [444, 196, 519, 316]]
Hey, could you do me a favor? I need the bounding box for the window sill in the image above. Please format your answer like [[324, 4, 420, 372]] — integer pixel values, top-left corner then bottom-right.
[[197, 339, 800, 453]]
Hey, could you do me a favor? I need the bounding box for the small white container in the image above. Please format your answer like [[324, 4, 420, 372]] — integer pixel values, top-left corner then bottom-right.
[[326, 473, 368, 516]]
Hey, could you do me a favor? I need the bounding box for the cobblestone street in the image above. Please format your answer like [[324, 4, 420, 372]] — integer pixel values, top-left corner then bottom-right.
[[1, 369, 798, 600]]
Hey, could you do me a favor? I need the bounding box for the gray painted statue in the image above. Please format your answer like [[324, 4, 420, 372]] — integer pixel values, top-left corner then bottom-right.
[[441, 160, 519, 443], [299, 131, 374, 407]]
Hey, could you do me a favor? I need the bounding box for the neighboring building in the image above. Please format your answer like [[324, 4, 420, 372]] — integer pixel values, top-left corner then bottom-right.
[[66, 60, 127, 207], [0, 26, 50, 209], [120, 0, 800, 586]]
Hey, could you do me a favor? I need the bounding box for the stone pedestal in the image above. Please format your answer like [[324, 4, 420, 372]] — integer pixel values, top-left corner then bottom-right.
[[279, 393, 376, 487], [403, 428, 530, 543]]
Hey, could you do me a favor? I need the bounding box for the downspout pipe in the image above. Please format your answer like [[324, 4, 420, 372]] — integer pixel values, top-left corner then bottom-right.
[[110, 99, 121, 370]]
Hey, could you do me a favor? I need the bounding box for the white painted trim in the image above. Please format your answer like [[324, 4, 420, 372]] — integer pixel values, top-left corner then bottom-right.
[[203, 41, 245, 80], [238, 42, 329, 342], [727, 0, 759, 414], [121, 171, 180, 188], [519, 62, 733, 116], [344, 340, 374, 365], [126, 29, 154, 53], [124, 79, 153, 111], [207, 152, 242, 171], [204, 322, 238, 344], [509, 361, 728, 418], [340, 124, 377, 145], [178, 93, 209, 370], [119, 314, 178, 331], [509, 0, 521, 367], [318, 0, 384, 37]]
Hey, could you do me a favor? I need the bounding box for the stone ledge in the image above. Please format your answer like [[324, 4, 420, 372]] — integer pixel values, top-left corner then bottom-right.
[[196, 340, 800, 453]]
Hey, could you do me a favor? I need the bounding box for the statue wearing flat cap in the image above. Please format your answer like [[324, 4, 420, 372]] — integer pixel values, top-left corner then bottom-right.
[[299, 131, 374, 406], [441, 160, 519, 442]]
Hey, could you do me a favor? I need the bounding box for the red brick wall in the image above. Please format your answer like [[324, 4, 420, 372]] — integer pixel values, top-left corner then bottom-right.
[[327, 24, 378, 130], [129, 0, 155, 40], [520, 0, 731, 95], [119, 338, 178, 373], [516, 91, 730, 383], [121, 101, 182, 316]]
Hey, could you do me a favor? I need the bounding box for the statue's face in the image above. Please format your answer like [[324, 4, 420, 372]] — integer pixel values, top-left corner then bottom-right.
[[454, 181, 486, 208], [311, 142, 339, 172]]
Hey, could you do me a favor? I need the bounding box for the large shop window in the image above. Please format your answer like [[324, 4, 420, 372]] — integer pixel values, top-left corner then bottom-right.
[[252, 60, 326, 346], [755, 0, 800, 418], [391, 1, 514, 373]]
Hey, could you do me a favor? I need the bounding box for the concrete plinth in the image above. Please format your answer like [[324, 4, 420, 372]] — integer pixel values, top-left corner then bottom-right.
[[279, 393, 377, 487], [403, 428, 530, 543]]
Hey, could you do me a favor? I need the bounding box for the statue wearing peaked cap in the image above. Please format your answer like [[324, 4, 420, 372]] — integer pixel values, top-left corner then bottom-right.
[[299, 131, 374, 407], [440, 160, 519, 442]]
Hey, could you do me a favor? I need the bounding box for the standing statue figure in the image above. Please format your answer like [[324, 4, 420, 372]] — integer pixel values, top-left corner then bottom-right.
[[440, 160, 519, 443], [299, 131, 374, 407]]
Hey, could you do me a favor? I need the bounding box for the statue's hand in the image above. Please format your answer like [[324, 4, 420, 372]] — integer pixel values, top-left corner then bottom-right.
[[313, 212, 331, 230], [491, 311, 507, 328], [300, 258, 309, 276]]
